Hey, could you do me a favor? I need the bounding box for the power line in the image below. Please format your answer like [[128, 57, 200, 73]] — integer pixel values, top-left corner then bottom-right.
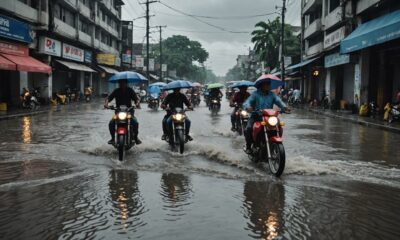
[[158, 1, 251, 34], [153, 10, 278, 20]]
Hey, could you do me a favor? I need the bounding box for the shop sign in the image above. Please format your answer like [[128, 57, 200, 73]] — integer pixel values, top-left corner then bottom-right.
[[324, 26, 345, 49], [122, 54, 131, 63], [162, 64, 167, 72], [63, 43, 84, 62], [84, 51, 92, 63], [39, 37, 61, 57], [97, 53, 116, 65], [324, 53, 350, 68], [115, 57, 121, 67], [135, 56, 144, 68], [0, 40, 28, 56], [0, 14, 33, 43]]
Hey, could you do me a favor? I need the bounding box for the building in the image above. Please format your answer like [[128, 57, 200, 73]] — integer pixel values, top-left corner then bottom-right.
[[0, 0, 125, 108], [298, 0, 400, 110]]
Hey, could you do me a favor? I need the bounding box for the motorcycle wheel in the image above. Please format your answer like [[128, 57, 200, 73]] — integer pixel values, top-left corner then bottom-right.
[[177, 129, 185, 154], [117, 135, 125, 161], [236, 120, 243, 135], [268, 143, 285, 177]]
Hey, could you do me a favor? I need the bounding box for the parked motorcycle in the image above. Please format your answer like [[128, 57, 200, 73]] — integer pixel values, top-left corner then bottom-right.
[[369, 101, 379, 118], [388, 104, 400, 124], [244, 109, 286, 177], [106, 105, 136, 161], [232, 104, 249, 135], [21, 89, 40, 110], [84, 86, 93, 102], [164, 107, 190, 154]]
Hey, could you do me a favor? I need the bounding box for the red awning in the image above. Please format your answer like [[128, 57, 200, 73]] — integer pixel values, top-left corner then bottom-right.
[[2, 54, 52, 74], [0, 54, 16, 71]]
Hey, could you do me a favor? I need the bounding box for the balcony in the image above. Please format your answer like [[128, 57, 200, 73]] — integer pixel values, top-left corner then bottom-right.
[[99, 0, 120, 18], [109, 28, 119, 38], [356, 0, 380, 14], [78, 31, 92, 46], [304, 18, 322, 39], [62, 0, 77, 9], [306, 42, 323, 56], [78, 2, 91, 19], [324, 7, 342, 30], [1, 0, 48, 27], [94, 39, 101, 49], [303, 0, 322, 15], [54, 18, 77, 39]]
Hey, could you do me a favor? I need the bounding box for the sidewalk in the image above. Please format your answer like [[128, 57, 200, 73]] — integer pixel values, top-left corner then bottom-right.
[[307, 107, 400, 134]]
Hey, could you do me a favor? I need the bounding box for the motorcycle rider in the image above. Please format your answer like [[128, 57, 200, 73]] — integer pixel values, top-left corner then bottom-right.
[[243, 81, 289, 153], [229, 86, 250, 131], [104, 79, 142, 145], [209, 88, 223, 100], [161, 88, 193, 141]]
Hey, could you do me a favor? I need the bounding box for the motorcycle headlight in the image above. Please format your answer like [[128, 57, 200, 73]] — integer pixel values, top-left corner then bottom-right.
[[268, 116, 278, 126], [118, 112, 127, 120], [174, 113, 185, 121], [212, 100, 218, 103], [240, 110, 248, 117]]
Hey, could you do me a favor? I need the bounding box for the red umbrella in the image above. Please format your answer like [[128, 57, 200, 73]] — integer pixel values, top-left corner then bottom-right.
[[255, 74, 283, 89]]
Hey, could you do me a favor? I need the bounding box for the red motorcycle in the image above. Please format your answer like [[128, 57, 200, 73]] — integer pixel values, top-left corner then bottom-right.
[[245, 109, 286, 177]]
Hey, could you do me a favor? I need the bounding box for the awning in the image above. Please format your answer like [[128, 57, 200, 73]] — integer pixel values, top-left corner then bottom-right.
[[341, 10, 400, 53], [98, 65, 119, 74], [2, 54, 51, 74], [286, 57, 318, 70], [0, 55, 16, 71], [56, 60, 96, 72]]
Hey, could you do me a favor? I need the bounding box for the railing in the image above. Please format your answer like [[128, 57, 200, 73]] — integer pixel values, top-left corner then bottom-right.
[[78, 31, 92, 46], [54, 18, 77, 39], [304, 18, 322, 39], [324, 6, 342, 30], [306, 42, 323, 56]]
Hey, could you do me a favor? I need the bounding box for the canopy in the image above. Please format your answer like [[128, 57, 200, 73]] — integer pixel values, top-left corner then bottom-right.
[[109, 71, 148, 83], [98, 65, 119, 74], [207, 83, 224, 89], [163, 80, 193, 90], [231, 80, 254, 88], [0, 55, 16, 71], [56, 60, 95, 73], [341, 10, 400, 53], [255, 74, 283, 89], [286, 57, 318, 70], [4, 54, 52, 73]]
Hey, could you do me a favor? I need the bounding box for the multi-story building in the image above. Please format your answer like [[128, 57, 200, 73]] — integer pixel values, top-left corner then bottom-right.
[[0, 0, 125, 108], [299, 0, 400, 110]]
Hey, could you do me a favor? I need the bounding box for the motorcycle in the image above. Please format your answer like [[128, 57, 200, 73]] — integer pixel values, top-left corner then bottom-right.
[[164, 107, 190, 154], [148, 94, 160, 110], [191, 93, 201, 107], [84, 87, 93, 102], [232, 104, 249, 135], [369, 101, 379, 118], [21, 89, 40, 110], [388, 104, 400, 124], [226, 88, 234, 100], [107, 105, 136, 161], [245, 109, 286, 177], [209, 97, 221, 113]]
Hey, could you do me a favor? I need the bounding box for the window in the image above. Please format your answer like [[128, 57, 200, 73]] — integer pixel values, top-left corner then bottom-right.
[[95, 28, 100, 39], [79, 19, 91, 34], [329, 0, 340, 13]]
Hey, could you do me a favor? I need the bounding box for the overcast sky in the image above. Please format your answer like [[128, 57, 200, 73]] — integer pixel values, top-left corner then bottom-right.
[[121, 0, 301, 76]]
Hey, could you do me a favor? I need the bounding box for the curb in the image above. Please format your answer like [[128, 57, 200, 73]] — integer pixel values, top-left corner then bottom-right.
[[308, 108, 400, 134]]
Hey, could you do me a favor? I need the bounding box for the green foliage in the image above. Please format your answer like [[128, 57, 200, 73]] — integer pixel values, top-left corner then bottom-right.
[[225, 65, 246, 81], [251, 17, 300, 70]]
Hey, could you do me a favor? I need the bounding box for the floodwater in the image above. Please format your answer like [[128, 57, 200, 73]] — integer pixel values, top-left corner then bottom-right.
[[0, 98, 399, 240]]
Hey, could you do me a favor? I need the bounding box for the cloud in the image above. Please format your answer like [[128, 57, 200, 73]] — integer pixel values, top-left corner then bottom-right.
[[122, 0, 301, 76]]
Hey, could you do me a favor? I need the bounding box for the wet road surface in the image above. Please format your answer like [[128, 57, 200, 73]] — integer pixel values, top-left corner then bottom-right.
[[0, 99, 399, 239]]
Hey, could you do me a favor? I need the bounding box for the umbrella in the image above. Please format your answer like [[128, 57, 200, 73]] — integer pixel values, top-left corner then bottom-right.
[[192, 82, 202, 87], [254, 74, 283, 89], [207, 83, 224, 89], [231, 80, 254, 89], [109, 71, 148, 83], [149, 82, 167, 87], [148, 85, 161, 98], [162, 80, 193, 90]]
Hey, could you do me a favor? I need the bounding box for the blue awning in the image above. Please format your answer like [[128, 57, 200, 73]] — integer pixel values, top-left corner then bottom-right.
[[286, 57, 318, 70], [341, 10, 400, 54]]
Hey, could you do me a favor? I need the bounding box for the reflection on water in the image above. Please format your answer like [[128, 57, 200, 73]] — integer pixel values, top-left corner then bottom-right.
[[22, 116, 32, 144], [242, 181, 285, 240], [160, 173, 193, 221], [108, 169, 147, 233]]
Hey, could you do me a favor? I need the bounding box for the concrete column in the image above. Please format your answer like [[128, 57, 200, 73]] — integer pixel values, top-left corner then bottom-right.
[[80, 72, 85, 93], [360, 49, 370, 104], [325, 68, 331, 96], [47, 74, 53, 99], [20, 72, 28, 91]]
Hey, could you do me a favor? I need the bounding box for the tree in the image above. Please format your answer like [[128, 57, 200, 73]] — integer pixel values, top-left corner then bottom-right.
[[251, 17, 300, 71], [225, 65, 246, 81]]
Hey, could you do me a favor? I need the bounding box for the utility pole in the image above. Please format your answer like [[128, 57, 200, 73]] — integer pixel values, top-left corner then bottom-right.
[[156, 26, 167, 82], [141, 0, 157, 80], [281, 0, 286, 82]]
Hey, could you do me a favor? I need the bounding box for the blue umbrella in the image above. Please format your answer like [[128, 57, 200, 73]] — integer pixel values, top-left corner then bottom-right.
[[162, 80, 193, 90], [149, 82, 167, 87], [231, 80, 254, 89], [109, 71, 148, 83], [148, 85, 161, 98]]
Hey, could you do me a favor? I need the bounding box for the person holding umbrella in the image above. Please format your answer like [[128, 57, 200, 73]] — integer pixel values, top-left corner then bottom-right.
[[229, 82, 252, 131], [104, 71, 148, 145], [161, 81, 194, 141], [243, 74, 290, 153]]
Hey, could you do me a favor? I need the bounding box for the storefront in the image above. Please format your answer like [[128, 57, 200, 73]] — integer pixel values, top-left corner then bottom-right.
[[96, 53, 120, 95], [38, 36, 96, 96], [0, 14, 51, 107]]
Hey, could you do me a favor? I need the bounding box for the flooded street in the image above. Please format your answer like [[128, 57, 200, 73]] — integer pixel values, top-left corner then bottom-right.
[[0, 100, 400, 240]]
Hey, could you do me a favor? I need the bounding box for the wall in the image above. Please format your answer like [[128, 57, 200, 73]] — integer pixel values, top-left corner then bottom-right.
[[343, 64, 355, 103]]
